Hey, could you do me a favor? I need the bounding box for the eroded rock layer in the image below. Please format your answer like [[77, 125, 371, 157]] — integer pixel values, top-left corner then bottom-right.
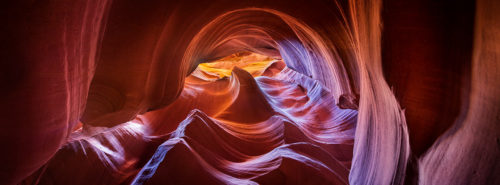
[[2, 0, 499, 184], [22, 64, 357, 185]]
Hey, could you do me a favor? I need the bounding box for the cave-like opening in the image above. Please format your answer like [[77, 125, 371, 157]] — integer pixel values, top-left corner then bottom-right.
[[193, 52, 282, 79]]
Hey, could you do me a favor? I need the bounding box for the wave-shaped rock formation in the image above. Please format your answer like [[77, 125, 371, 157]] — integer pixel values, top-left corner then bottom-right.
[[1, 0, 499, 184], [20, 62, 357, 185]]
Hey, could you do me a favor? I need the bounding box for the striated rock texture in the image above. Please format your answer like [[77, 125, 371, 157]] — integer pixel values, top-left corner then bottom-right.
[[21, 64, 358, 184], [1, 0, 499, 184]]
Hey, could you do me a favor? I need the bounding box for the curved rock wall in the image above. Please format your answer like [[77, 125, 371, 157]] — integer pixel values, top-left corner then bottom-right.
[[1, 0, 499, 184], [0, 1, 110, 183]]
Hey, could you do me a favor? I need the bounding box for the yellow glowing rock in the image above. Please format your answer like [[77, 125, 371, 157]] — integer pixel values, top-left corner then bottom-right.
[[197, 52, 276, 78]]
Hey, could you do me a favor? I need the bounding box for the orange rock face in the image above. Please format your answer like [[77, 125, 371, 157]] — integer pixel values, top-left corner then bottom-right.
[[2, 0, 500, 185], [22, 61, 357, 184]]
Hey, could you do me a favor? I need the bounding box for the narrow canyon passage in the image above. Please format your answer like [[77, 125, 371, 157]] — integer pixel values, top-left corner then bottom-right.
[[2, 0, 499, 185]]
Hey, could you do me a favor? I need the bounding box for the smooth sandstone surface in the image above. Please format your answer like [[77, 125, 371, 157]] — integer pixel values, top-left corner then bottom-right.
[[1, 0, 499, 184]]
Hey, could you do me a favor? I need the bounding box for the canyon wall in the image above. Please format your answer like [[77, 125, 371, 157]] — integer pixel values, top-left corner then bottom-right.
[[1, 0, 499, 184]]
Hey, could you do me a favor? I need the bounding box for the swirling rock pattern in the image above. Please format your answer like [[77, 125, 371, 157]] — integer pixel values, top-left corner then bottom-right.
[[2, 0, 499, 184], [21, 63, 357, 185]]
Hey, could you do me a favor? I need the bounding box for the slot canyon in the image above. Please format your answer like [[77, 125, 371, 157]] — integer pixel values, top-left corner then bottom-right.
[[1, 0, 499, 184]]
